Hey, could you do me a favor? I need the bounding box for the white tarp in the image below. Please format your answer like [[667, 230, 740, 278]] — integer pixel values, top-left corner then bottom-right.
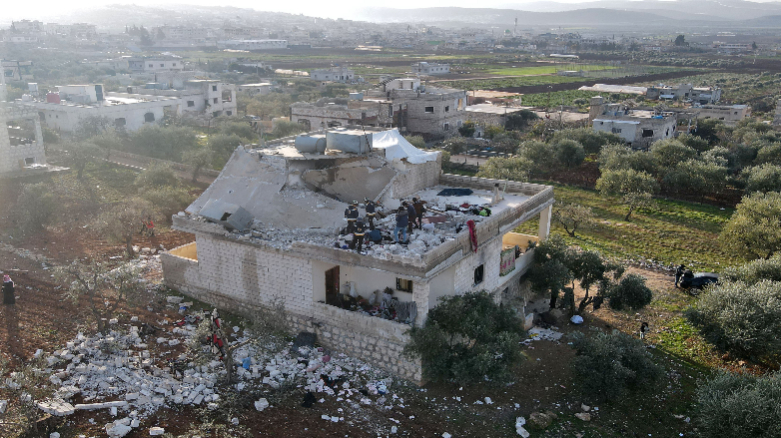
[[371, 129, 439, 164]]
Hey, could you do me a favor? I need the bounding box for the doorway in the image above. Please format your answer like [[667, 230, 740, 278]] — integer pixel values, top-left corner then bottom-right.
[[325, 266, 340, 307]]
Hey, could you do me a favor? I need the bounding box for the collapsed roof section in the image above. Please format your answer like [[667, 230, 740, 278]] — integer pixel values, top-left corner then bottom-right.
[[185, 128, 443, 232]]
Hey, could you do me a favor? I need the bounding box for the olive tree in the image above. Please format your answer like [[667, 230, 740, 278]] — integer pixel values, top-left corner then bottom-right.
[[476, 156, 533, 182], [95, 197, 157, 258], [553, 202, 594, 237], [404, 291, 525, 384], [55, 260, 141, 333], [596, 169, 659, 220], [721, 191, 781, 260]]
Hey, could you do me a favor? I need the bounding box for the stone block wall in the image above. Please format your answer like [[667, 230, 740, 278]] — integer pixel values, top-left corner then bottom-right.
[[162, 236, 424, 382], [391, 157, 442, 200]]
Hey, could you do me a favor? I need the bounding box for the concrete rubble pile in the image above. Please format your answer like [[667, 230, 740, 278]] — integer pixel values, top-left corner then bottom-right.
[[32, 302, 407, 436]]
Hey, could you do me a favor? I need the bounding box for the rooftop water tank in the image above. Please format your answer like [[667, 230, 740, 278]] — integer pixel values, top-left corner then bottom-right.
[[294, 135, 327, 154]]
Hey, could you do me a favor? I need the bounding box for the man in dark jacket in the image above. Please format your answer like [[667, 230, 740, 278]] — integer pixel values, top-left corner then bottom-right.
[[2, 275, 15, 305], [352, 218, 367, 253], [412, 197, 426, 229], [404, 201, 416, 234], [675, 264, 685, 287], [344, 201, 359, 234], [395, 207, 409, 243], [365, 200, 377, 230]]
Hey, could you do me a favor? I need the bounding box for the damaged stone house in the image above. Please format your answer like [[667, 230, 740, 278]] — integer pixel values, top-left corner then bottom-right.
[[0, 72, 47, 174], [161, 128, 554, 382], [290, 78, 468, 139]]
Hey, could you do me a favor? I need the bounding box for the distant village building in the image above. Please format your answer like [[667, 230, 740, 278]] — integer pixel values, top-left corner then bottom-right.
[[310, 66, 356, 83], [365, 78, 468, 137], [646, 84, 721, 104], [23, 84, 182, 133], [411, 62, 450, 75], [127, 57, 185, 74], [0, 73, 46, 173], [237, 83, 273, 96], [590, 97, 677, 149], [291, 96, 395, 130], [127, 80, 237, 118], [682, 104, 750, 127], [290, 78, 468, 138]]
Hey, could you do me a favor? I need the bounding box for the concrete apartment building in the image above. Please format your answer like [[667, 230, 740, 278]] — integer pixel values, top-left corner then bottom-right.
[[310, 67, 356, 83], [161, 128, 554, 381], [590, 97, 677, 149], [680, 104, 751, 127], [129, 80, 237, 118], [647, 84, 721, 104], [127, 57, 185, 74], [22, 84, 182, 133], [411, 62, 450, 75], [0, 74, 46, 174]]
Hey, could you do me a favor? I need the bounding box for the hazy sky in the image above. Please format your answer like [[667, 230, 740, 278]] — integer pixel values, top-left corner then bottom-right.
[[5, 0, 780, 22], [7, 0, 595, 21]]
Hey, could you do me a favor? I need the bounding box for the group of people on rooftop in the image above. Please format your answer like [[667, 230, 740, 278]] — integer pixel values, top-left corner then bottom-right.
[[341, 197, 427, 253]]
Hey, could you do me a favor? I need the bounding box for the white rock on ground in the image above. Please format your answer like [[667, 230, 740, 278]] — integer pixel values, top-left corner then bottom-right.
[[255, 398, 270, 411], [515, 417, 530, 437], [149, 426, 165, 435]]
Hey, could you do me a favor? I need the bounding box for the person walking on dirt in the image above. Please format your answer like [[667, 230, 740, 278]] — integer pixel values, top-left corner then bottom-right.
[[145, 217, 155, 237], [675, 264, 685, 288], [2, 275, 15, 305]]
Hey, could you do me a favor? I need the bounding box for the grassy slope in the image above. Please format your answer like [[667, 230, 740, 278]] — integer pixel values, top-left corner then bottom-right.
[[514, 183, 737, 272]]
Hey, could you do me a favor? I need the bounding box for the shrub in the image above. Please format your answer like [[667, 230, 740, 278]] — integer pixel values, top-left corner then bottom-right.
[[570, 330, 664, 402], [476, 156, 533, 182], [552, 139, 586, 169], [650, 139, 697, 169], [722, 255, 781, 284], [696, 371, 781, 438], [15, 182, 56, 234], [127, 125, 199, 161], [518, 140, 557, 173], [754, 143, 781, 166], [607, 274, 653, 311], [677, 133, 711, 153], [720, 191, 781, 260], [209, 133, 245, 164], [504, 110, 539, 132], [687, 280, 781, 358], [404, 135, 426, 149], [404, 291, 525, 384], [552, 128, 621, 154], [745, 163, 781, 193], [458, 121, 476, 137], [134, 163, 179, 190], [270, 120, 306, 138], [596, 168, 659, 220]]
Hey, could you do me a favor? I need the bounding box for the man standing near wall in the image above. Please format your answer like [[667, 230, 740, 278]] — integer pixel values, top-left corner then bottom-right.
[[395, 206, 409, 244]]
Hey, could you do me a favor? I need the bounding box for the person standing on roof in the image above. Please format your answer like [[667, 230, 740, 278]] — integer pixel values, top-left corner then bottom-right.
[[412, 197, 426, 229], [2, 275, 15, 305], [344, 201, 359, 234], [395, 206, 409, 244], [353, 218, 367, 253], [365, 200, 377, 230], [404, 201, 416, 235]]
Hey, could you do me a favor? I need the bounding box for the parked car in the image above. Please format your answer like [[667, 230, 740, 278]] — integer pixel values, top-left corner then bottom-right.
[[680, 272, 719, 290]]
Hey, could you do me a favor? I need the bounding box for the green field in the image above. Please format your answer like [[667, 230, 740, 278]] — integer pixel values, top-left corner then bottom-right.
[[485, 64, 616, 76], [513, 182, 738, 271]]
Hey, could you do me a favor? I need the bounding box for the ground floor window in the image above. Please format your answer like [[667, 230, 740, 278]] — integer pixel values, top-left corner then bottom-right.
[[396, 278, 413, 293], [474, 265, 484, 285]]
